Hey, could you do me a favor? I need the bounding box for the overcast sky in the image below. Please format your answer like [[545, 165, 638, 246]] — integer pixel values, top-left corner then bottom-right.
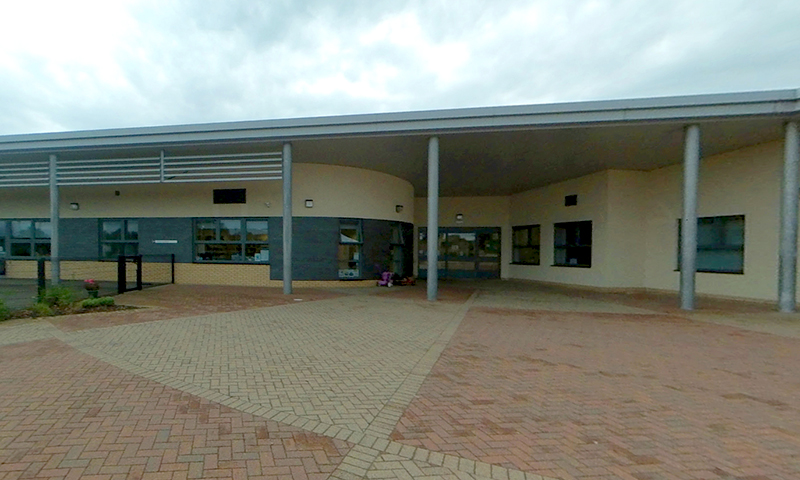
[[1, 0, 798, 135]]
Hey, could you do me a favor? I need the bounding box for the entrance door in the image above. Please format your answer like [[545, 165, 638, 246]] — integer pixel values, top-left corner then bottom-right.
[[418, 227, 501, 279]]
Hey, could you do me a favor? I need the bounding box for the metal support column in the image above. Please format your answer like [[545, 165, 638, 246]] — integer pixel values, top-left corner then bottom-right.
[[282, 142, 293, 295], [49, 154, 60, 285], [778, 121, 800, 312], [680, 125, 700, 310], [427, 137, 439, 301]]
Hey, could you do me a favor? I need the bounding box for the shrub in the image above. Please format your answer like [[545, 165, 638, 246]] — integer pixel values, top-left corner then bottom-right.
[[30, 302, 54, 317], [0, 299, 10, 321], [81, 297, 115, 308], [41, 285, 76, 308]]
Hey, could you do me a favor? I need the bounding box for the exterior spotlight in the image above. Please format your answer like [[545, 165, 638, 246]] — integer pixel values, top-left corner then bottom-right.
[[455, 213, 464, 223], [305, 199, 314, 208], [70, 203, 80, 211], [396, 205, 403, 213]]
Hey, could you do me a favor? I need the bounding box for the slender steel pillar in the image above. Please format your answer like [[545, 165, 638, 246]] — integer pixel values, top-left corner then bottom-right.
[[49, 154, 60, 285], [427, 137, 439, 301], [282, 142, 293, 295], [778, 121, 800, 312], [680, 125, 700, 310]]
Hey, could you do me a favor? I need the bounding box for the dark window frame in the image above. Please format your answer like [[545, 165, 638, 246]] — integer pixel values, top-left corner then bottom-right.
[[677, 215, 745, 274], [553, 220, 592, 268], [6, 219, 51, 259], [99, 219, 140, 260], [193, 218, 269, 264], [511, 224, 541, 265], [338, 219, 363, 279]]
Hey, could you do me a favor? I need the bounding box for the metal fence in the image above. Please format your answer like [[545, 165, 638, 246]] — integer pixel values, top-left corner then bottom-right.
[[28, 255, 175, 295]]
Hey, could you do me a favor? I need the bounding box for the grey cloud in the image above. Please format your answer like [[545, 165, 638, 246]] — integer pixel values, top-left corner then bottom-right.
[[0, 0, 798, 135]]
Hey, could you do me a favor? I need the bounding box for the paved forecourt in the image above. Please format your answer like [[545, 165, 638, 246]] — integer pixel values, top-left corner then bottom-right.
[[1, 287, 543, 480]]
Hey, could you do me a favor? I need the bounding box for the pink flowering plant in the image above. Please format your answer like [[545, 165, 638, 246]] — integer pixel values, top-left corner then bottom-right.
[[84, 279, 100, 297]]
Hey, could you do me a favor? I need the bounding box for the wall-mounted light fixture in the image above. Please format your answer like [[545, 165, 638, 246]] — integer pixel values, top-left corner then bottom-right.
[[395, 204, 403, 213], [264, 202, 271, 208], [69, 203, 80, 211], [305, 199, 314, 208], [455, 213, 464, 224]]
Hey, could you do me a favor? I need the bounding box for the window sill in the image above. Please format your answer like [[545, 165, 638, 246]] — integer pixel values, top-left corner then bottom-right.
[[511, 262, 540, 266], [673, 269, 744, 275], [552, 263, 591, 268], [194, 260, 270, 265]]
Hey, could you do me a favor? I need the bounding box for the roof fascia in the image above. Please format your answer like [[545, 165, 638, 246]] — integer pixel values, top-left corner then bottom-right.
[[1, 88, 798, 154]]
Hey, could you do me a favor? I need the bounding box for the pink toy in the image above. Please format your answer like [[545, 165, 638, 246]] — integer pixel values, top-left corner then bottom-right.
[[377, 271, 394, 287]]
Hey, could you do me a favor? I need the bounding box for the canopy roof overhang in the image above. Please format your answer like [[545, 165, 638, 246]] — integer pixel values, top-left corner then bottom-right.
[[1, 88, 798, 196]]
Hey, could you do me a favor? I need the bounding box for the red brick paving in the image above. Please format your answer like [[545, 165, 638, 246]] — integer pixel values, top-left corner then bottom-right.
[[391, 308, 800, 480], [46, 285, 342, 332], [376, 283, 476, 304], [0, 339, 352, 480]]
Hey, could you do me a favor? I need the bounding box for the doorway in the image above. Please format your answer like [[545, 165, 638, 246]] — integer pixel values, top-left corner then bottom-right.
[[418, 227, 501, 279]]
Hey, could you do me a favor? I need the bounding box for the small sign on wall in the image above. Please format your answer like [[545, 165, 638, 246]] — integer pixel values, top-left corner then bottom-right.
[[153, 240, 178, 244]]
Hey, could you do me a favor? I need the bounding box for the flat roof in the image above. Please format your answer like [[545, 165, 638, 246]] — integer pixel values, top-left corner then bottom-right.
[[1, 88, 798, 196]]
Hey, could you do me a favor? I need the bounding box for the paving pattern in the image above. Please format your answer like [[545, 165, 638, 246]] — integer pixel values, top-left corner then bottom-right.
[[0, 339, 352, 480], [391, 307, 800, 480], [2, 282, 800, 480]]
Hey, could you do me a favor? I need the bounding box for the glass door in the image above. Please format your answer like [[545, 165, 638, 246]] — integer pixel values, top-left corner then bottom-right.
[[418, 227, 501, 279]]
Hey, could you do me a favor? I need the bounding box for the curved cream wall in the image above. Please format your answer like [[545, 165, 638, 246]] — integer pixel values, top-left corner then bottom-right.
[[0, 163, 415, 223]]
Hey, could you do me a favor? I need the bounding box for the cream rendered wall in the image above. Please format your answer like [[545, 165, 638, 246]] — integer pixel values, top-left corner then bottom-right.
[[0, 163, 414, 223], [413, 196, 511, 278], [604, 170, 648, 288], [508, 171, 611, 287], [643, 141, 783, 301], [0, 187, 49, 218]]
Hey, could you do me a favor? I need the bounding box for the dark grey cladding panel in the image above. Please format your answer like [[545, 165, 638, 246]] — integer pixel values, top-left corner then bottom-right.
[[60, 218, 99, 260], [138, 218, 193, 263], [270, 217, 339, 281], [362, 219, 393, 278]]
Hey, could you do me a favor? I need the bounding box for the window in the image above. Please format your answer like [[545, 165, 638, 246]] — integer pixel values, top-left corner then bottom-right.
[[195, 218, 269, 263], [390, 222, 406, 276], [213, 188, 246, 204], [554, 221, 592, 267], [100, 219, 139, 259], [678, 215, 744, 274], [512, 225, 540, 265], [0, 221, 6, 257], [339, 220, 362, 278], [8, 220, 51, 257]]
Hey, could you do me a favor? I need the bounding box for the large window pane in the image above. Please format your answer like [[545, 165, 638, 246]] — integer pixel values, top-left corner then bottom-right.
[[11, 221, 32, 239], [196, 221, 217, 241], [446, 233, 475, 257], [554, 221, 592, 267], [338, 244, 360, 270], [102, 221, 123, 241], [246, 220, 269, 241], [34, 221, 51, 239], [11, 243, 31, 256], [512, 225, 540, 265], [678, 215, 744, 273], [245, 244, 269, 262], [126, 220, 139, 240], [220, 220, 242, 241], [102, 243, 122, 259], [340, 225, 361, 243], [196, 243, 243, 261]]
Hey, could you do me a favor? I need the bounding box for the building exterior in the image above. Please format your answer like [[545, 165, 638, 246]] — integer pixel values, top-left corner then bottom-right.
[[0, 89, 798, 310]]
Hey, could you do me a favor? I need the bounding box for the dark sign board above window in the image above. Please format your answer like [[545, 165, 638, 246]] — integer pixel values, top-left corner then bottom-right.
[[213, 189, 246, 204]]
